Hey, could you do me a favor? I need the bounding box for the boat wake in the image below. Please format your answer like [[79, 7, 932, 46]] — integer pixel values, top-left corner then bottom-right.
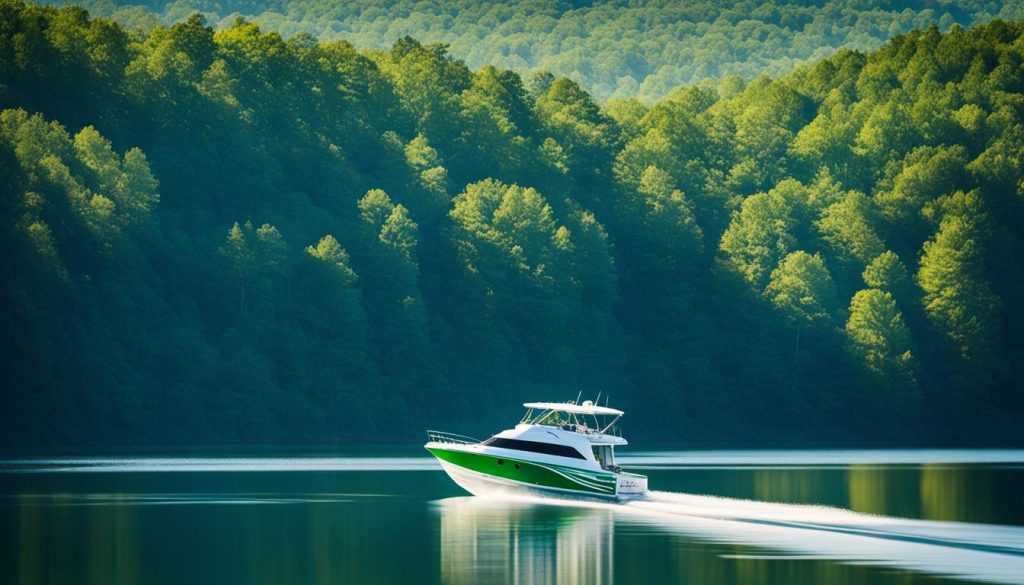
[[636, 491, 1024, 554], [486, 490, 1024, 584]]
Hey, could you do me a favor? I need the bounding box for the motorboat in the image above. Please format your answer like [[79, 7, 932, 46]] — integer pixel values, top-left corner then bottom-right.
[[425, 399, 648, 499]]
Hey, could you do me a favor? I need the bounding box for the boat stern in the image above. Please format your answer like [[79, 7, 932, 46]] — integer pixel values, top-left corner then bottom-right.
[[617, 471, 648, 496]]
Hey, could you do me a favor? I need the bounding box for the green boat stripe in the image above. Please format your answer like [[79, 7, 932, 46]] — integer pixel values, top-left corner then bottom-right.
[[561, 475, 615, 488], [555, 469, 615, 488], [545, 467, 613, 492], [559, 468, 615, 483], [527, 468, 613, 493]]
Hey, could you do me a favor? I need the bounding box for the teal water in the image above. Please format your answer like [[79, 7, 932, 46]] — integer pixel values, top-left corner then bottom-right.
[[2, 450, 1024, 584]]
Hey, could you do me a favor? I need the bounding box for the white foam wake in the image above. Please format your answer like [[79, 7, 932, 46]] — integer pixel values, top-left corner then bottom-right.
[[495, 490, 1024, 584]]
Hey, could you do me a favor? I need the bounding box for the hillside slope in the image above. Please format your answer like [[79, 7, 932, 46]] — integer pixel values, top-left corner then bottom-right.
[[1, 1, 1023, 446]]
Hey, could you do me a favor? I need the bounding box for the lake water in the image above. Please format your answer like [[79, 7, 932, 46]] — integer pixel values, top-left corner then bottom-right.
[[3, 449, 1024, 584]]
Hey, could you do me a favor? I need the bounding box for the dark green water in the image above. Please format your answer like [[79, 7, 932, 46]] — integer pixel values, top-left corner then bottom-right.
[[2, 450, 1024, 585]]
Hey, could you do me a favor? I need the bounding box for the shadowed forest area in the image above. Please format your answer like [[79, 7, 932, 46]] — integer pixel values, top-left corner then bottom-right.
[[1, 0, 1023, 447]]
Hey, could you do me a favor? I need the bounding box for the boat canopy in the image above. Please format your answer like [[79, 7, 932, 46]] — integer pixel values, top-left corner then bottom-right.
[[522, 401, 623, 416]]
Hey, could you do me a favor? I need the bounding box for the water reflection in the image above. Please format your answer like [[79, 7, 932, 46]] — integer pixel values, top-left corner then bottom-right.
[[16, 493, 140, 585], [4, 454, 1024, 585], [753, 468, 834, 503], [847, 466, 917, 518], [6, 489, 436, 585], [436, 497, 613, 585], [920, 464, 998, 523]]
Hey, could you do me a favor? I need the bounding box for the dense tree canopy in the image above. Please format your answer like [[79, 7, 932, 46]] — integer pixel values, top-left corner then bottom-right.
[[53, 0, 1024, 102], [1, 1, 1023, 447]]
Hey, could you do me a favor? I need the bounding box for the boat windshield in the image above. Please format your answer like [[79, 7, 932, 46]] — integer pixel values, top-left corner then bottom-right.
[[520, 406, 622, 436]]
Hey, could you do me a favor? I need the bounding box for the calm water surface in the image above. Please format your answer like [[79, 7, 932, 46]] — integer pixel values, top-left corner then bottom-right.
[[2, 449, 1023, 585]]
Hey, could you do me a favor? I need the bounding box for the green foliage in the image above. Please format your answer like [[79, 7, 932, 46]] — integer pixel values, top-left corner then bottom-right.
[[63, 0, 1024, 102], [635, 165, 704, 255], [918, 190, 1000, 361], [451, 179, 561, 274], [875, 145, 970, 230], [719, 179, 808, 289], [845, 288, 920, 428], [305, 234, 357, 286], [846, 290, 915, 380], [816, 190, 885, 267], [379, 204, 417, 260], [2, 4, 1023, 446], [863, 251, 910, 295], [764, 251, 837, 326], [0, 108, 157, 248], [218, 220, 287, 313], [358, 189, 395, 229]]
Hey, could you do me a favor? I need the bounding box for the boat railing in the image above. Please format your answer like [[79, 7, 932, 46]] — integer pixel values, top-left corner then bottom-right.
[[426, 430, 481, 445]]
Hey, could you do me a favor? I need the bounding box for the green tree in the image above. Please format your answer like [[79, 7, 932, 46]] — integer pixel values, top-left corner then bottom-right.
[[917, 190, 1001, 416], [380, 204, 418, 261], [845, 289, 919, 427], [534, 77, 620, 182], [918, 191, 1000, 360], [863, 250, 913, 305], [358, 189, 396, 229], [305, 235, 357, 286], [218, 221, 288, 315], [816, 190, 885, 268], [764, 251, 837, 348], [874, 145, 970, 235], [636, 165, 704, 257], [719, 179, 809, 289], [729, 77, 811, 192], [220, 221, 256, 312], [405, 134, 441, 171], [300, 234, 373, 423]]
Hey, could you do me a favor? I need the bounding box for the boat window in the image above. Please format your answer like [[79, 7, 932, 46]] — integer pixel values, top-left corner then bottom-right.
[[482, 437, 585, 460], [533, 410, 566, 426]]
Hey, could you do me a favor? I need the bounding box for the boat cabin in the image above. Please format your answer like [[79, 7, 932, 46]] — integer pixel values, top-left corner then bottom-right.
[[517, 401, 627, 471]]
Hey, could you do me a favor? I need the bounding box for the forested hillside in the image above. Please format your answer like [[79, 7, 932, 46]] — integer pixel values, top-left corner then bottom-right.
[[1, 0, 1023, 447], [53, 0, 1024, 101]]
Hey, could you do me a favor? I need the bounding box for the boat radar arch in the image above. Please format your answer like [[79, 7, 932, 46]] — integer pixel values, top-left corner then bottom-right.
[[522, 401, 623, 417]]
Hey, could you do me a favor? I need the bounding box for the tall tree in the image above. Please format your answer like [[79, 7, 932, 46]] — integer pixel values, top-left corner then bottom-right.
[[917, 190, 1001, 415], [764, 251, 837, 349], [719, 179, 809, 290], [845, 288, 920, 431]]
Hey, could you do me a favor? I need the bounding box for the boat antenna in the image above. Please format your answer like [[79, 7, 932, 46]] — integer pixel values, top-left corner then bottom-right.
[[575, 390, 582, 405], [595, 391, 602, 406]]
